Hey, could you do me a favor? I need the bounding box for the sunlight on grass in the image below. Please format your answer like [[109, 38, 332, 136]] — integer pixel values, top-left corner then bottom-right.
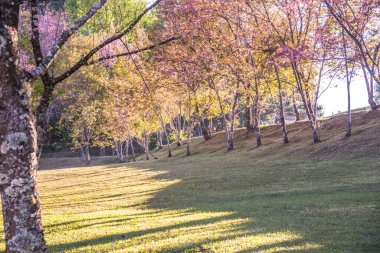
[[0, 163, 320, 252], [0, 147, 379, 252]]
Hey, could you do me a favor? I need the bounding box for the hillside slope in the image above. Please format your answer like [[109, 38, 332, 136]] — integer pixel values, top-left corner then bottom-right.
[[152, 108, 380, 161], [28, 109, 380, 252]]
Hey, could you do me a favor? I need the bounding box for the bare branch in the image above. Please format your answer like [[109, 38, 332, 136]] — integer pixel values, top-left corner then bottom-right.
[[52, 0, 162, 85], [29, 0, 109, 80], [87, 37, 178, 66]]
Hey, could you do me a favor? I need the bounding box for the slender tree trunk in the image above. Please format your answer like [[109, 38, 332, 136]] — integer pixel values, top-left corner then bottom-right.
[[214, 86, 232, 151], [157, 132, 163, 149], [143, 135, 149, 160], [292, 89, 300, 121], [253, 80, 262, 147], [346, 82, 352, 137], [246, 96, 254, 132], [129, 139, 136, 162], [124, 141, 129, 162], [343, 30, 352, 137], [291, 62, 320, 143], [254, 110, 262, 147], [0, 7, 47, 251], [360, 60, 378, 110], [161, 124, 172, 157], [114, 141, 124, 163], [175, 103, 182, 147], [186, 121, 191, 157], [209, 118, 213, 133], [199, 119, 212, 141], [275, 68, 289, 144], [186, 135, 191, 156], [195, 103, 211, 141], [228, 89, 239, 151], [84, 144, 91, 166], [186, 92, 192, 156]]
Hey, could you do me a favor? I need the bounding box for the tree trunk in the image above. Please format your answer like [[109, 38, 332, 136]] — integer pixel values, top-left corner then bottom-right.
[[292, 89, 300, 121], [291, 62, 320, 143], [0, 9, 47, 251], [209, 118, 213, 133], [214, 86, 232, 151], [246, 96, 254, 132], [79, 145, 86, 163], [129, 139, 136, 162], [254, 119, 262, 147], [175, 126, 182, 147], [186, 124, 191, 156], [175, 104, 182, 147], [114, 141, 124, 163], [157, 132, 163, 149], [144, 135, 149, 160], [84, 144, 91, 166], [253, 80, 262, 147], [199, 119, 212, 141], [99, 146, 105, 156], [343, 30, 352, 137], [275, 68, 289, 144], [124, 141, 129, 162], [360, 60, 378, 110], [194, 103, 212, 141]]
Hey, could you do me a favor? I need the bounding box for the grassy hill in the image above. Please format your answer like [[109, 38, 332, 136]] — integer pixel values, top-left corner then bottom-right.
[[4, 109, 380, 252]]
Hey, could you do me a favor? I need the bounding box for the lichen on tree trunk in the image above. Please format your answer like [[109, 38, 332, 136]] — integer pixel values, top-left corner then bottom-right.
[[0, 6, 46, 251]]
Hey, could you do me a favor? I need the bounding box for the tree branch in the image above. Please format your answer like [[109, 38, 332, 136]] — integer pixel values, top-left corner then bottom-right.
[[52, 0, 162, 85], [29, 0, 109, 80], [87, 37, 178, 66]]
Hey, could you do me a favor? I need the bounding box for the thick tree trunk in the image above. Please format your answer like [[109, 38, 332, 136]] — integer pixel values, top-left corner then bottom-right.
[[0, 8, 47, 251], [275, 68, 289, 144]]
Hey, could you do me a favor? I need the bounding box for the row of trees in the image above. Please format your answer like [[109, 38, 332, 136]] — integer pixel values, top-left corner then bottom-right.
[[54, 0, 380, 162], [0, 0, 379, 251]]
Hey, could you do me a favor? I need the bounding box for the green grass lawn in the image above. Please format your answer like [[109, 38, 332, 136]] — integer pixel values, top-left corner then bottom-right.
[[1, 110, 380, 252]]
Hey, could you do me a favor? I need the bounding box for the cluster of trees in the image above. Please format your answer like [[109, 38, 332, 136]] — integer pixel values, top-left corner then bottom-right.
[[52, 0, 380, 161], [0, 0, 379, 251]]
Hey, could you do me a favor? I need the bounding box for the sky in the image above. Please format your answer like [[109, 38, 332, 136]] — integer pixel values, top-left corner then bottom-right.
[[319, 78, 369, 116]]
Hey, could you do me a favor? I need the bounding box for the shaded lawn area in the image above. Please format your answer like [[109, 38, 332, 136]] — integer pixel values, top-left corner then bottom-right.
[[0, 152, 378, 252]]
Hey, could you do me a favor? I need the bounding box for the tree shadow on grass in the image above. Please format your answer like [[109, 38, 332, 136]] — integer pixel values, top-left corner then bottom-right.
[[48, 213, 246, 252], [47, 158, 380, 252], [138, 159, 380, 252]]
